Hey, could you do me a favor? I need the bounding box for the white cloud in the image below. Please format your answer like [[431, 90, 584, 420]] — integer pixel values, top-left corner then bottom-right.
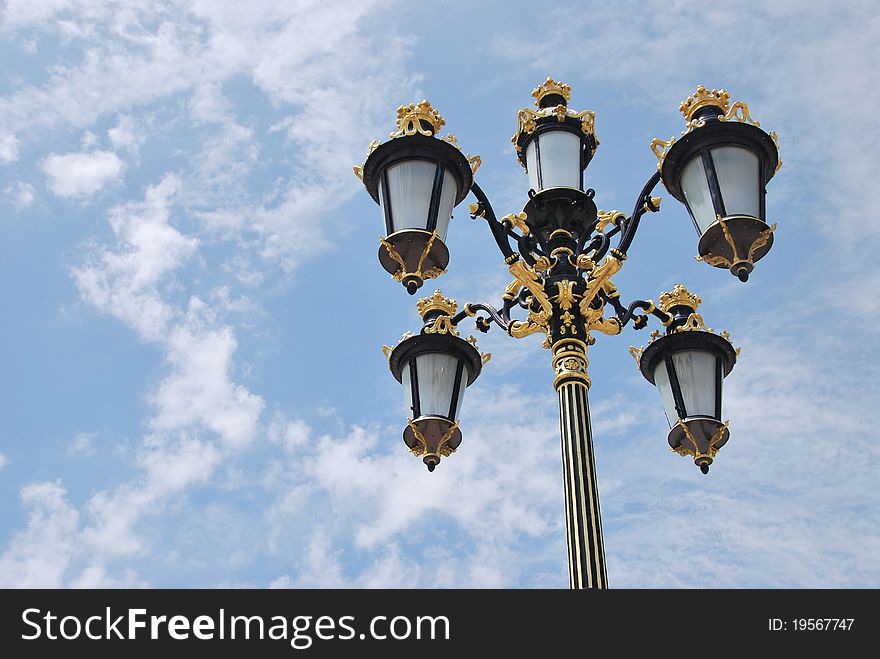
[[71, 174, 196, 341], [7, 181, 36, 209], [0, 132, 19, 164], [107, 115, 144, 155], [42, 150, 123, 198], [0, 481, 79, 587], [0, 452, 8, 470], [67, 432, 96, 457], [149, 301, 265, 450]]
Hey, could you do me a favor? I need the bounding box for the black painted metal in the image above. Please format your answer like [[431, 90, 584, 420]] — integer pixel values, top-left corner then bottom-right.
[[448, 359, 464, 420], [660, 119, 778, 210], [363, 134, 473, 206], [410, 356, 420, 418], [664, 353, 689, 420], [702, 149, 727, 218], [426, 162, 445, 232], [380, 169, 393, 235]]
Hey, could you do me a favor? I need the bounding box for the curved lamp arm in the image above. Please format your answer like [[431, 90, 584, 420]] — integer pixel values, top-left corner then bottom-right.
[[616, 170, 662, 256]]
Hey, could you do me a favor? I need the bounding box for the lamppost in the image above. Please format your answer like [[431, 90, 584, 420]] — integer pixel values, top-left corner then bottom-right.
[[355, 81, 780, 589]]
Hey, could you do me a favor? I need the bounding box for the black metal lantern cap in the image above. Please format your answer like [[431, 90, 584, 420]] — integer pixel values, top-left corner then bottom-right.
[[362, 133, 473, 207], [515, 120, 598, 172], [662, 120, 779, 201], [389, 331, 484, 387], [639, 330, 737, 384]]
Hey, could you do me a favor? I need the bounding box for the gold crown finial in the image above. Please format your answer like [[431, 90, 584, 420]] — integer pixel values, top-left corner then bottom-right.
[[659, 284, 701, 312], [532, 77, 572, 106], [417, 290, 457, 318], [390, 100, 446, 138], [679, 85, 731, 121]]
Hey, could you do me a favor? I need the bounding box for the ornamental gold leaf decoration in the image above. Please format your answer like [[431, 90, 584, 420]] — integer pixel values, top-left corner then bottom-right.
[[509, 260, 553, 319], [424, 315, 460, 337], [391, 100, 445, 138], [719, 101, 760, 128], [501, 212, 530, 236], [467, 153, 481, 175], [747, 223, 777, 263], [650, 137, 676, 170], [596, 210, 625, 234], [770, 131, 782, 172], [441, 134, 461, 150], [628, 345, 643, 369], [695, 253, 733, 268]]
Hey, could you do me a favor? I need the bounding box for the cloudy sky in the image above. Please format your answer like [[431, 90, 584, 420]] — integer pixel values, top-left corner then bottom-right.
[[0, 0, 877, 588]]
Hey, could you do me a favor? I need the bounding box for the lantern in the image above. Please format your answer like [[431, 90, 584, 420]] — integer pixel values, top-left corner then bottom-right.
[[384, 291, 489, 471], [513, 78, 598, 197], [357, 101, 478, 294], [636, 285, 738, 473], [653, 86, 780, 281]]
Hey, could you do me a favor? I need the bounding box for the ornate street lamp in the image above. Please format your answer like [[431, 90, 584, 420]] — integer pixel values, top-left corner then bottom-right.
[[651, 86, 781, 281], [357, 80, 781, 589]]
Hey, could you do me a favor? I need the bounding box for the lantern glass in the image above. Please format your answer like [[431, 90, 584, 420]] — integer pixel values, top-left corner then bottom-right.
[[525, 129, 582, 192], [378, 161, 458, 240], [401, 353, 468, 420], [711, 146, 760, 218], [434, 169, 457, 240], [653, 349, 719, 427], [680, 156, 716, 234], [652, 362, 678, 427]]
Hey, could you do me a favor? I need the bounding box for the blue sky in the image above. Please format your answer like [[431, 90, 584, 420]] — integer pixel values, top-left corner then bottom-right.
[[0, 0, 877, 588]]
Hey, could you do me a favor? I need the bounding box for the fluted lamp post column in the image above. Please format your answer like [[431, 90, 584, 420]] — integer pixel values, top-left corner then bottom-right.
[[358, 80, 780, 589]]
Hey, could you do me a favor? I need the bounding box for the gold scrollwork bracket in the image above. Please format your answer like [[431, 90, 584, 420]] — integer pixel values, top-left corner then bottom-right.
[[500, 212, 529, 236], [353, 139, 380, 182], [424, 315, 460, 337], [629, 345, 643, 369], [650, 137, 676, 171], [467, 154, 481, 175], [719, 101, 760, 128], [509, 260, 553, 319], [595, 210, 625, 234]]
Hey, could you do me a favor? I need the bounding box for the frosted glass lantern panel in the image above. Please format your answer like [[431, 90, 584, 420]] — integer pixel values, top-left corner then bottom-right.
[[402, 362, 414, 417], [680, 156, 717, 235], [711, 146, 760, 219], [672, 350, 718, 419], [414, 353, 465, 418], [525, 130, 582, 192], [652, 362, 679, 428], [433, 169, 457, 240], [379, 160, 436, 232]]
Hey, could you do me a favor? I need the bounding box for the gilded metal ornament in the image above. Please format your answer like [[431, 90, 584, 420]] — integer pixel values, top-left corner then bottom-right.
[[390, 100, 446, 138], [679, 85, 731, 121]]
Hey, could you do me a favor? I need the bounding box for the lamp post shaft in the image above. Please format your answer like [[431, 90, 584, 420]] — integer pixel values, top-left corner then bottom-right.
[[552, 338, 608, 589]]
